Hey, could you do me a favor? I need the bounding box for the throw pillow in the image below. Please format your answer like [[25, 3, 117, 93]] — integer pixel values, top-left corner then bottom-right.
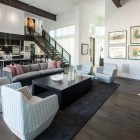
[[30, 64, 40, 71], [21, 65, 30, 73], [6, 64, 16, 76], [40, 63, 48, 70], [56, 61, 62, 68], [14, 64, 24, 75], [17, 86, 32, 100], [48, 61, 57, 69]]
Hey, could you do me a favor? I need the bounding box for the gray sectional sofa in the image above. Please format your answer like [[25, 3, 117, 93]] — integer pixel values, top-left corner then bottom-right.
[[3, 63, 64, 86]]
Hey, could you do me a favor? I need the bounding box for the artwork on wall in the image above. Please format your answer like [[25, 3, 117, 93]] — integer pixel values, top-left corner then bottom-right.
[[81, 43, 89, 55], [128, 45, 140, 59], [108, 46, 127, 59], [12, 46, 20, 55], [25, 46, 31, 52], [130, 26, 140, 44], [108, 30, 127, 45], [27, 18, 35, 29]]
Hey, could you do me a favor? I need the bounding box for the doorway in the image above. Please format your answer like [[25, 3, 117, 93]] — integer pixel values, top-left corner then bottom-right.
[[90, 37, 95, 66]]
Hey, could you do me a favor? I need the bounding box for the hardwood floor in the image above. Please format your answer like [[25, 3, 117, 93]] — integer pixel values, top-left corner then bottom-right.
[[0, 77, 140, 140], [74, 77, 140, 140]]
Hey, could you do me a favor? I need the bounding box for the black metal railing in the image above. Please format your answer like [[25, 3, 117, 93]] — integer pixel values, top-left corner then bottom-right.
[[24, 26, 71, 65], [42, 29, 71, 65]]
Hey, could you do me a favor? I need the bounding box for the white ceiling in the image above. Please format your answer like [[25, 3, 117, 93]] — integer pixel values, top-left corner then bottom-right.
[[19, 0, 105, 17]]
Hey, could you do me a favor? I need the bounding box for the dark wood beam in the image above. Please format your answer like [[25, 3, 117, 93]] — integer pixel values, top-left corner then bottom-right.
[[0, 0, 56, 21], [112, 0, 122, 8]]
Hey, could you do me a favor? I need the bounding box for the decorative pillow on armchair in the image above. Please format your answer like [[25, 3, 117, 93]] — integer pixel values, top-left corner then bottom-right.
[[48, 61, 57, 69]]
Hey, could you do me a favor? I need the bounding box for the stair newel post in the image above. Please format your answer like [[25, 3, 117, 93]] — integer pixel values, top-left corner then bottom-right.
[[62, 48, 63, 58]]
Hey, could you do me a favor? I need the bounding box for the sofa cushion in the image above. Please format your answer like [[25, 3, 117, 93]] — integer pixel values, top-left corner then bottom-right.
[[48, 61, 57, 69], [30, 64, 40, 71], [56, 61, 62, 68], [22, 65, 30, 73], [13, 71, 41, 82], [14, 64, 24, 75], [40, 63, 48, 70], [40, 68, 63, 75], [6, 64, 16, 76]]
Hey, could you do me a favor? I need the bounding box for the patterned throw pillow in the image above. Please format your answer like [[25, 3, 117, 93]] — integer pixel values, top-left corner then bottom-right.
[[6, 64, 16, 76], [48, 61, 57, 69], [56, 61, 62, 68], [14, 64, 24, 75]]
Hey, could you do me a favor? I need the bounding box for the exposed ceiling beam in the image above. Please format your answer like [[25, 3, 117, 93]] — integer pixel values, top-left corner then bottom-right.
[[0, 0, 56, 21], [112, 0, 122, 8]]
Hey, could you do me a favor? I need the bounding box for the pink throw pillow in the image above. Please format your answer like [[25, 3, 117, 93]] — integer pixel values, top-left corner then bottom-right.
[[6, 64, 16, 76], [48, 61, 57, 69], [14, 64, 24, 75], [56, 61, 62, 68]]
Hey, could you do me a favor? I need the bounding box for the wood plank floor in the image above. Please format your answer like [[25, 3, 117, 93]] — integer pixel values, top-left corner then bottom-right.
[[0, 77, 140, 140], [74, 77, 140, 140]]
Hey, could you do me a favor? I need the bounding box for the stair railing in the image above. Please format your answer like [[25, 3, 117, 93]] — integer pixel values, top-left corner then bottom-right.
[[42, 30, 71, 65]]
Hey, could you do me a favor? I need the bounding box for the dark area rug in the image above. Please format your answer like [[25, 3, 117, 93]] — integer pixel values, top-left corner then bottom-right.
[[35, 81, 119, 140]]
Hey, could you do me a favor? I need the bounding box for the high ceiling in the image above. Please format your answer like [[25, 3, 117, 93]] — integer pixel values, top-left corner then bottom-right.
[[19, 0, 105, 17]]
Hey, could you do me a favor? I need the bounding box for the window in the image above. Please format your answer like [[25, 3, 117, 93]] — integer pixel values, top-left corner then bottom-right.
[[50, 25, 75, 65]]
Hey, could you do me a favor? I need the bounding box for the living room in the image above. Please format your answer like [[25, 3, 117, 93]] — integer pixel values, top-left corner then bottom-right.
[[0, 0, 140, 140]]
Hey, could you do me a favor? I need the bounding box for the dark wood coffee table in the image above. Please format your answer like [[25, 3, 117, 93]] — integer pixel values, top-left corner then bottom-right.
[[32, 74, 91, 109]]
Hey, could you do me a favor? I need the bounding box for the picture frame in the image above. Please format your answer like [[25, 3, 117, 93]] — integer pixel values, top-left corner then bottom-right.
[[108, 46, 127, 59], [81, 43, 89, 55], [108, 30, 127, 45], [128, 45, 140, 59], [12, 46, 20, 55], [27, 18, 35, 29], [130, 26, 140, 44], [25, 46, 31, 52]]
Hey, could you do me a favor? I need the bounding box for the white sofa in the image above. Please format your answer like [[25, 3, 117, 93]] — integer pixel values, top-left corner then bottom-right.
[[1, 84, 59, 140], [96, 63, 117, 84]]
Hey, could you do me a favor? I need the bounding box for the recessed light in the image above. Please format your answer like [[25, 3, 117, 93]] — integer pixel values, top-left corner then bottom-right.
[[138, 93, 140, 96]]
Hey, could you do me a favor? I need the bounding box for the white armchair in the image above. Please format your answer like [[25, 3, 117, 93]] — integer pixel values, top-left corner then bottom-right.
[[76, 62, 93, 75], [96, 63, 117, 84], [1, 85, 59, 140], [0, 77, 10, 112]]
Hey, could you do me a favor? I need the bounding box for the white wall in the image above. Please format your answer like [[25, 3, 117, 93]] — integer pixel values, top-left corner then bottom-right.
[[43, 12, 75, 32], [105, 0, 140, 80], [77, 4, 97, 64], [0, 3, 24, 35]]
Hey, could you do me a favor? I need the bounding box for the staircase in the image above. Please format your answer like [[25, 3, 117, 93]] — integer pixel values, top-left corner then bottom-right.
[[25, 27, 71, 66]]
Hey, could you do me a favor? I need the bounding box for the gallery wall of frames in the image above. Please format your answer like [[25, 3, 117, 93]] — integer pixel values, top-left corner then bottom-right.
[[108, 26, 140, 60]]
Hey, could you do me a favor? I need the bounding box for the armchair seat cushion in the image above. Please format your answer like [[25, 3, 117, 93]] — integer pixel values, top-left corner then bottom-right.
[[30, 96, 43, 103], [13, 71, 41, 82], [40, 68, 63, 75]]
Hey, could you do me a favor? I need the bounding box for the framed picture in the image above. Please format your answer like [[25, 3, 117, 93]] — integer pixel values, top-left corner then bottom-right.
[[25, 46, 31, 52], [128, 45, 140, 59], [108, 46, 127, 59], [12, 46, 20, 55], [130, 26, 140, 44], [81, 43, 89, 55], [27, 18, 35, 29], [108, 30, 127, 45]]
